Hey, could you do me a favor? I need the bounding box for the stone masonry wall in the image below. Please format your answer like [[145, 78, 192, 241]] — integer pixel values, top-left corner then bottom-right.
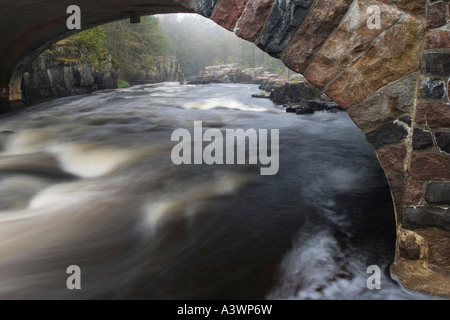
[[175, 0, 450, 297]]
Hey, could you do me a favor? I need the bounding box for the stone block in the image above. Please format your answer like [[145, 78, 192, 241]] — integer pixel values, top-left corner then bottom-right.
[[304, 0, 401, 90], [325, 14, 425, 108], [436, 132, 450, 153], [404, 179, 425, 205], [427, 2, 447, 29], [235, 0, 277, 42], [366, 122, 409, 149], [393, 0, 426, 16], [212, 0, 249, 31], [347, 73, 417, 132], [377, 143, 407, 172], [257, 0, 315, 56], [422, 53, 450, 76], [420, 77, 446, 99], [425, 30, 450, 49], [398, 229, 427, 261], [416, 103, 450, 128], [195, 0, 220, 17], [403, 206, 450, 230], [410, 153, 450, 180], [413, 128, 434, 151], [281, 0, 352, 73], [425, 182, 450, 205]]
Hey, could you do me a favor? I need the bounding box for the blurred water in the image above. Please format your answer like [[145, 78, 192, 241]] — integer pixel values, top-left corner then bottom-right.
[[0, 83, 435, 299]]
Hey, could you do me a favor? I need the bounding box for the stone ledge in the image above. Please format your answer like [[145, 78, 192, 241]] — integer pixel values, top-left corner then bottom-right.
[[391, 258, 450, 299]]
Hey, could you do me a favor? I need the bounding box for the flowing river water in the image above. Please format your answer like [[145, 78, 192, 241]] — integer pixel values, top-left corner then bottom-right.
[[0, 83, 435, 300]]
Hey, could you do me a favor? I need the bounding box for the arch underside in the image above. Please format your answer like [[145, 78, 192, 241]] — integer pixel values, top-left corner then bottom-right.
[[0, 0, 449, 297]]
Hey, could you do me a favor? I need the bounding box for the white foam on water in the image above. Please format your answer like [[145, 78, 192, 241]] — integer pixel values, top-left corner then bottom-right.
[[143, 173, 251, 233], [182, 98, 282, 113], [0, 178, 147, 299], [267, 231, 439, 300], [48, 143, 147, 178], [3, 129, 56, 155], [0, 176, 53, 211]]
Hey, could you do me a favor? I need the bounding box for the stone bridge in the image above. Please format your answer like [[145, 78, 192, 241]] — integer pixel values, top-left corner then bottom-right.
[[0, 0, 449, 297]]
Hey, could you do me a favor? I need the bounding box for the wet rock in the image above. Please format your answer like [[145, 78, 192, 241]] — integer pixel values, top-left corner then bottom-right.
[[285, 100, 343, 115], [285, 106, 301, 113], [251, 93, 271, 99], [296, 106, 315, 115], [270, 81, 322, 104], [256, 74, 285, 92]]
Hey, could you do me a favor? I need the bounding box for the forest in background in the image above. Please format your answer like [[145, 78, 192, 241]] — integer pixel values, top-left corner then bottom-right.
[[69, 14, 288, 81], [158, 14, 287, 77]]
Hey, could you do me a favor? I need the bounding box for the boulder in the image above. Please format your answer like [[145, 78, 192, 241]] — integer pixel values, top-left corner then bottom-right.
[[187, 64, 253, 84], [284, 100, 343, 115], [270, 81, 323, 104]]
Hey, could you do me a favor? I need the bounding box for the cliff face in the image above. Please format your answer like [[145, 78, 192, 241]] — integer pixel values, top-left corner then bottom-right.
[[21, 41, 119, 100], [21, 41, 184, 100], [121, 56, 184, 85]]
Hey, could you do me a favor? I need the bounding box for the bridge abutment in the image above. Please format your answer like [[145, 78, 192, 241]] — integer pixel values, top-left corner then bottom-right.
[[177, 0, 450, 297], [0, 75, 22, 101], [0, 0, 448, 297]]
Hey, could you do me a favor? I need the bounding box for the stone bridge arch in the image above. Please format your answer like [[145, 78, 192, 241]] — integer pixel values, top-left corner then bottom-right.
[[0, 0, 449, 297]]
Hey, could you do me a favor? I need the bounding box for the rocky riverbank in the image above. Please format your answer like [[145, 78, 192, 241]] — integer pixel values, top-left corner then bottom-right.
[[120, 56, 184, 85], [187, 64, 343, 114], [21, 40, 184, 100], [21, 40, 119, 100], [186, 64, 252, 84]]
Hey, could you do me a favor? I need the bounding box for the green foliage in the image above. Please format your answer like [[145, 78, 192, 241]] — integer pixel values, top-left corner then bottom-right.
[[70, 26, 106, 67], [118, 79, 131, 88], [102, 16, 174, 79], [64, 14, 288, 81]]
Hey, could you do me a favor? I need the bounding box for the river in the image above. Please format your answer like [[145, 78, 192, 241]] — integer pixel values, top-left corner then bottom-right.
[[0, 83, 434, 300]]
